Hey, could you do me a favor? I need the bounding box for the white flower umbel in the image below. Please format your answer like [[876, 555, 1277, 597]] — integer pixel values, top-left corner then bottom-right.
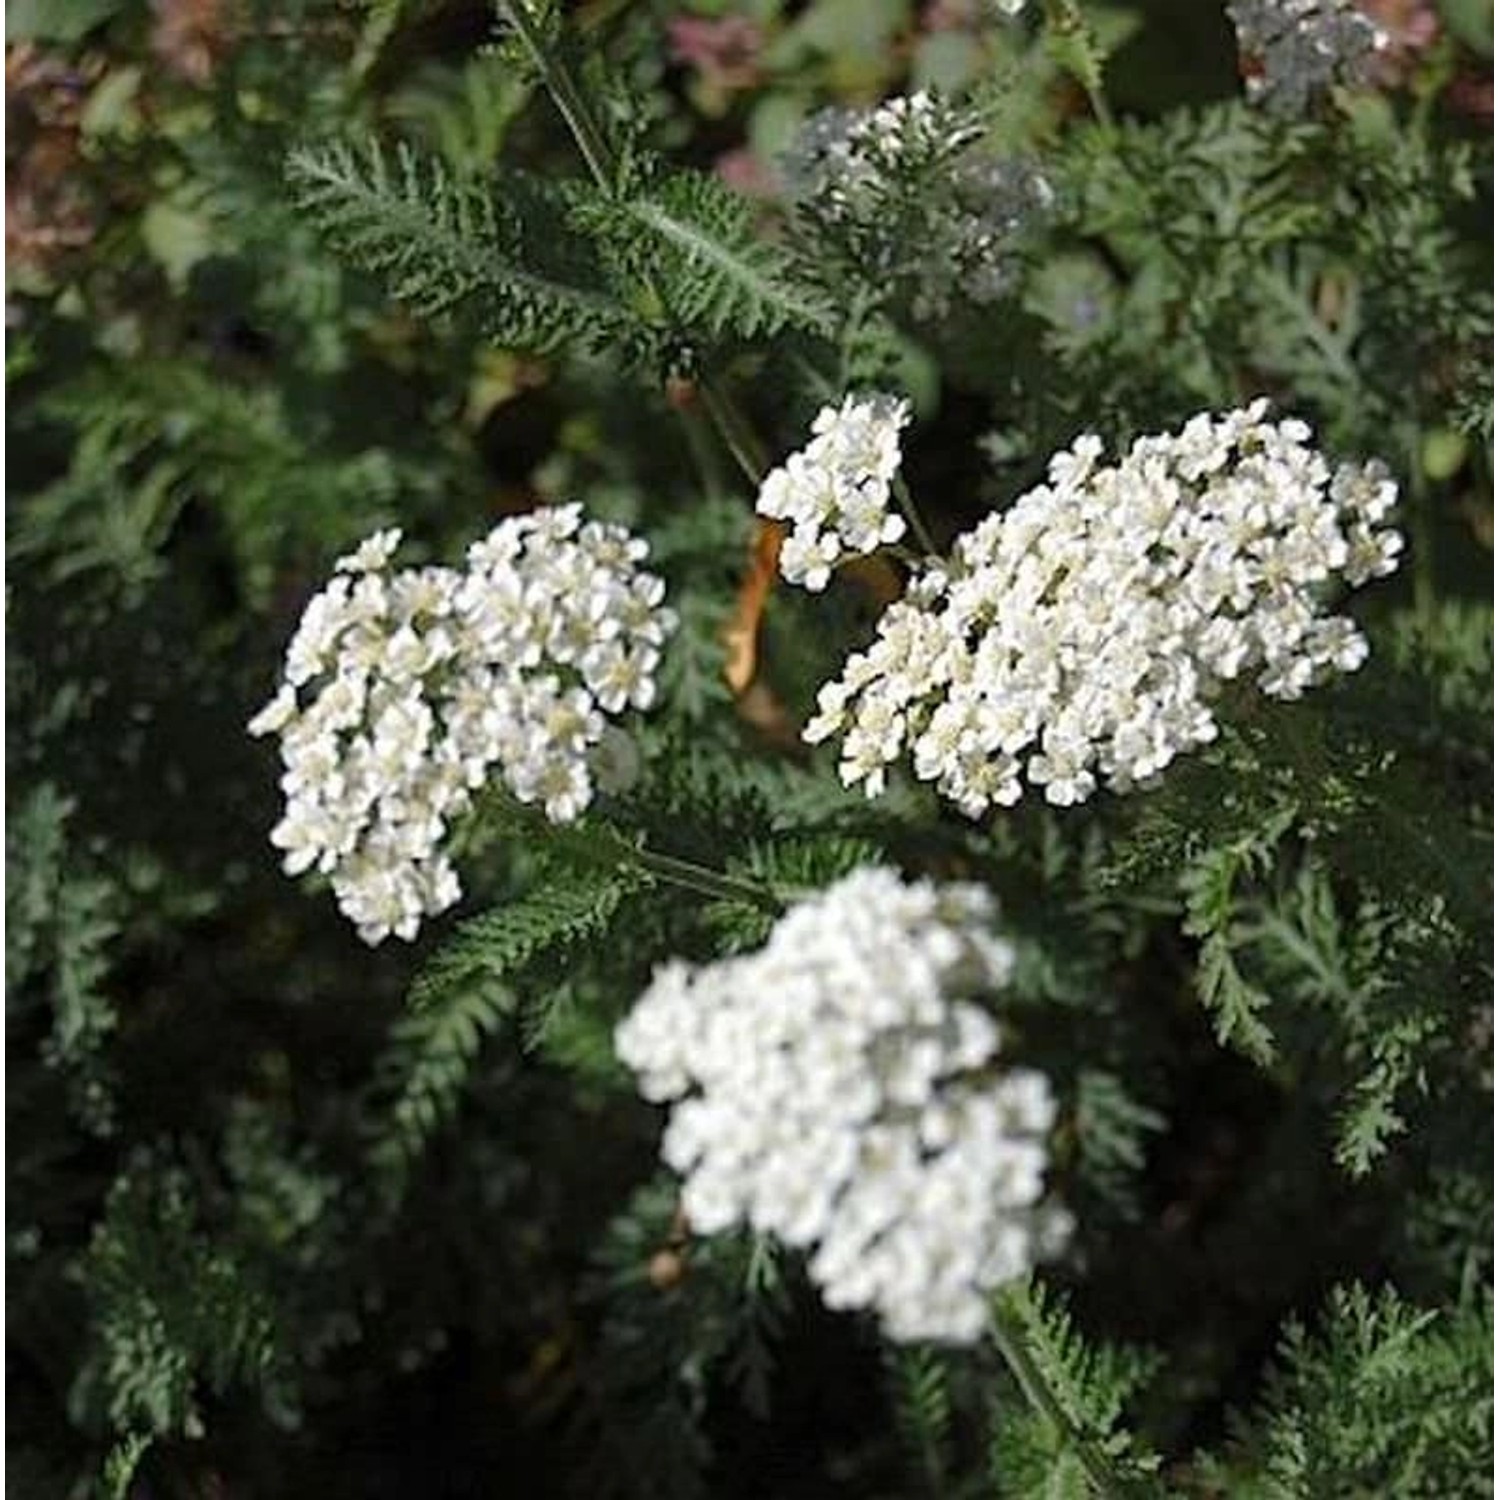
[[756, 395, 912, 590], [805, 402, 1402, 815], [615, 867, 1070, 1343], [1227, 0, 1388, 113], [250, 508, 675, 944]]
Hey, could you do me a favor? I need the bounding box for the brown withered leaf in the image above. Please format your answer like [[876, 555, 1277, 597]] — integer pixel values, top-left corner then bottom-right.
[[720, 519, 905, 702], [721, 515, 785, 695], [736, 678, 802, 752]]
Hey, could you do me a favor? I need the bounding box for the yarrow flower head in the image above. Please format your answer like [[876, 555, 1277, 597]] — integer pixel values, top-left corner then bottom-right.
[[615, 867, 1070, 1343], [756, 394, 912, 590], [781, 89, 1052, 319], [805, 401, 1402, 814], [249, 508, 675, 944], [1228, 0, 1389, 113]]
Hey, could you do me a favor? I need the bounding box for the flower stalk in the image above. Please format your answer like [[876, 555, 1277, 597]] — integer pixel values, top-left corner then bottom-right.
[[631, 846, 786, 914]]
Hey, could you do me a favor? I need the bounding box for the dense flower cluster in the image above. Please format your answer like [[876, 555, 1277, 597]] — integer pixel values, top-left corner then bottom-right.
[[615, 867, 1069, 1343], [1228, 0, 1389, 112], [781, 90, 1052, 319], [806, 402, 1402, 814], [756, 395, 912, 590], [249, 509, 675, 944]]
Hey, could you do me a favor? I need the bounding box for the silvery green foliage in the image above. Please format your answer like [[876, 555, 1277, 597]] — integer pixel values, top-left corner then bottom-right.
[[780, 90, 1053, 319], [616, 867, 1070, 1343], [806, 402, 1402, 814], [755, 394, 911, 590], [1227, 0, 1389, 113], [250, 511, 674, 943]]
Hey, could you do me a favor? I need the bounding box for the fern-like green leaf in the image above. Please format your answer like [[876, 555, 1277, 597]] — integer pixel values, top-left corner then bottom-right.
[[286, 139, 633, 353], [78, 1165, 284, 1438], [1180, 812, 1296, 1066], [575, 170, 837, 342], [375, 869, 642, 1167], [888, 1346, 953, 1496], [97, 1432, 151, 1500], [989, 1280, 1163, 1498], [1205, 1285, 1493, 1498]]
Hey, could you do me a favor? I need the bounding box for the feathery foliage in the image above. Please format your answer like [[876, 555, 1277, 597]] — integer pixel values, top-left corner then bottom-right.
[[1210, 1286, 1494, 1497], [580, 168, 837, 342], [286, 139, 636, 354], [75, 1163, 287, 1438], [375, 865, 643, 1167], [990, 1281, 1163, 1497], [7, 0, 1491, 1493]]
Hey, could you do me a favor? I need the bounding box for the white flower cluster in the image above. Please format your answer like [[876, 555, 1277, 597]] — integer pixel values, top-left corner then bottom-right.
[[1227, 0, 1388, 113], [615, 867, 1070, 1343], [806, 402, 1402, 815], [249, 508, 675, 944], [781, 90, 1052, 319], [756, 395, 912, 590]]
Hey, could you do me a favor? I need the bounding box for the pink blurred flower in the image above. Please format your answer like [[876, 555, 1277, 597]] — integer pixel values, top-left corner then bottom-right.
[[1359, 0, 1440, 85], [1446, 70, 1493, 122], [151, 0, 235, 87], [667, 15, 764, 94], [921, 0, 983, 32], [714, 147, 778, 200]]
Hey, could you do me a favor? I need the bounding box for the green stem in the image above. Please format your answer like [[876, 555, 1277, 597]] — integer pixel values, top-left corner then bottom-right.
[[1403, 422, 1437, 622], [680, 397, 731, 499], [500, 0, 614, 191], [892, 473, 941, 558], [633, 846, 786, 914], [698, 374, 769, 486], [486, 788, 788, 914], [500, 0, 777, 499], [991, 1307, 1132, 1498], [1081, 73, 1116, 131]]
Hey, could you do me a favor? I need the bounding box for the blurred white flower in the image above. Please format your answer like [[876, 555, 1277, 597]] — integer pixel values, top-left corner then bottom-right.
[[1228, 0, 1389, 112], [781, 90, 1053, 319], [615, 867, 1070, 1343]]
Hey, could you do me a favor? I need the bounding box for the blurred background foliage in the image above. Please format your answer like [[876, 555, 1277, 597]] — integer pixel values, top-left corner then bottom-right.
[[5, 0, 1493, 1495]]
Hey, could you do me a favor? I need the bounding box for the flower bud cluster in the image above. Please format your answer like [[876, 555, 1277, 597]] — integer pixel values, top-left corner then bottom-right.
[[756, 395, 912, 590], [781, 89, 1052, 319], [615, 867, 1070, 1343], [1228, 0, 1389, 113], [249, 508, 675, 944], [806, 402, 1401, 815]]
